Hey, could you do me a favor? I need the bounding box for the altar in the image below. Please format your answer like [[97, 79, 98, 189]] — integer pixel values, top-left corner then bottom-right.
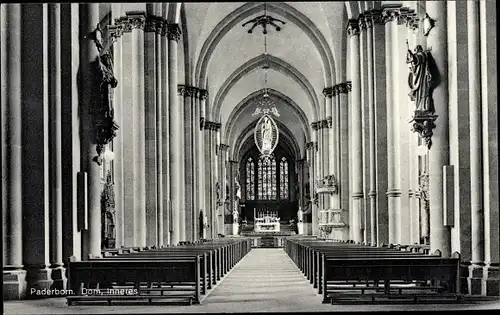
[[254, 209, 280, 232]]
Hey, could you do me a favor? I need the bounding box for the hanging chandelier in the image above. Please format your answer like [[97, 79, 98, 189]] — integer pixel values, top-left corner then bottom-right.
[[250, 3, 280, 159]]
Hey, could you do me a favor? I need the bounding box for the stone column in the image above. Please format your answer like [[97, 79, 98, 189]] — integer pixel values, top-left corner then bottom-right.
[[47, 3, 65, 288], [337, 83, 350, 240], [109, 21, 124, 249], [212, 125, 220, 237], [2, 3, 27, 299], [144, 17, 159, 247], [371, 10, 389, 246], [347, 19, 363, 243], [382, 7, 402, 245], [467, 0, 485, 294], [78, 3, 102, 258], [426, 1, 451, 257], [198, 90, 208, 239], [181, 85, 195, 242], [129, 12, 146, 248], [220, 144, 229, 235], [479, 0, 499, 296], [359, 14, 370, 244], [365, 12, 377, 246], [177, 85, 187, 242], [204, 124, 212, 239], [155, 21, 164, 248], [306, 142, 316, 236], [167, 23, 181, 245], [191, 87, 199, 241], [160, 24, 170, 246], [20, 3, 51, 294]]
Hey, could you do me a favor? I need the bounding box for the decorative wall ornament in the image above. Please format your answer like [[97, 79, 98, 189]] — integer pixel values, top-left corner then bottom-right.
[[406, 41, 440, 149], [370, 9, 384, 26], [254, 114, 279, 159], [382, 7, 400, 24], [166, 23, 181, 42], [347, 19, 360, 36], [326, 117, 333, 129], [199, 89, 209, 100], [422, 13, 435, 37], [86, 23, 119, 165], [101, 170, 116, 248], [346, 81, 352, 92], [242, 2, 285, 34], [322, 87, 335, 98]]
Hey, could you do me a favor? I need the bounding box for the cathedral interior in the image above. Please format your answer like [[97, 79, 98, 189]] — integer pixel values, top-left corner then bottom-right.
[[1, 1, 499, 313]]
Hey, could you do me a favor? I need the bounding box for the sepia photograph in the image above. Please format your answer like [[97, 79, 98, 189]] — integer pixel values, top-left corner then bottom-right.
[[1, 1, 499, 313]]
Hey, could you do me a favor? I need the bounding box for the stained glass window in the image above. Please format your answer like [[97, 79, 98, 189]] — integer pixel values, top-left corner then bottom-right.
[[280, 157, 289, 199], [246, 158, 255, 200], [257, 155, 277, 200]]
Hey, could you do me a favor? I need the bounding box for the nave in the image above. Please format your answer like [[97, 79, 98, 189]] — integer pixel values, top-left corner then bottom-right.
[[4, 246, 500, 314]]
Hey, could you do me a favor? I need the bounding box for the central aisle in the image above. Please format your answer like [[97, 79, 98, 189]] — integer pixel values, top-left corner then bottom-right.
[[200, 248, 326, 312]]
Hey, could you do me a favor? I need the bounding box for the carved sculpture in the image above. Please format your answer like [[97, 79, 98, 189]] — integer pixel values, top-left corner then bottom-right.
[[407, 40, 440, 149], [87, 23, 119, 165]]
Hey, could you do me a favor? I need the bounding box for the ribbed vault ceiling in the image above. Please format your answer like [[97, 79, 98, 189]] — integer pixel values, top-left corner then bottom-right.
[[176, 2, 393, 158]]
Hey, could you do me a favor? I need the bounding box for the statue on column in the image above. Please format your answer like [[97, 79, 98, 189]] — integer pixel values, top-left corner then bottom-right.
[[406, 40, 440, 149], [406, 40, 439, 113], [86, 23, 119, 165], [297, 207, 303, 223]]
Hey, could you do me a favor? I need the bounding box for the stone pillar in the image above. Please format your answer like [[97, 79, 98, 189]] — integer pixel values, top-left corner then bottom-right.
[[204, 124, 212, 239], [167, 23, 181, 245], [155, 21, 164, 248], [426, 1, 451, 257], [129, 12, 146, 248], [479, 0, 499, 296], [177, 86, 186, 242], [467, 0, 485, 294], [109, 19, 124, 249], [198, 90, 208, 239], [180, 85, 195, 242], [220, 144, 229, 235], [20, 3, 51, 294], [337, 83, 350, 241], [160, 24, 170, 246], [144, 17, 159, 247], [365, 12, 377, 246], [2, 3, 28, 299], [371, 10, 389, 246], [347, 19, 363, 243], [47, 3, 65, 288], [78, 3, 102, 259], [382, 7, 402, 245], [191, 87, 199, 241], [306, 142, 315, 236]]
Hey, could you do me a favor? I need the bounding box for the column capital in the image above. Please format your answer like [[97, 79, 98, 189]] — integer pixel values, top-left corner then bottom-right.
[[108, 24, 124, 41], [219, 144, 230, 152], [311, 121, 320, 130], [166, 23, 181, 42], [326, 116, 333, 129], [185, 85, 199, 98], [296, 158, 307, 163], [177, 84, 186, 96], [358, 14, 367, 31], [320, 119, 329, 129], [322, 86, 336, 98], [347, 19, 360, 37], [306, 141, 316, 151], [229, 160, 238, 165], [361, 11, 374, 29], [381, 4, 402, 24], [144, 16, 164, 33], [204, 120, 221, 131], [335, 82, 351, 94], [369, 9, 385, 26], [199, 89, 209, 100], [125, 11, 146, 30]]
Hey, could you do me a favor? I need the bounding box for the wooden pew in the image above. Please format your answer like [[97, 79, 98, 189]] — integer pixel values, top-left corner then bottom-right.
[[67, 238, 251, 306], [284, 238, 461, 304]]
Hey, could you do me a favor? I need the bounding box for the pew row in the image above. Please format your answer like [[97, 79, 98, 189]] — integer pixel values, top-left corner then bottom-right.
[[67, 238, 251, 305], [284, 237, 462, 304]]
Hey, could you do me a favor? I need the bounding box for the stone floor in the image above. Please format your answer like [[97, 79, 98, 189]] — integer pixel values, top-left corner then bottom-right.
[[4, 248, 500, 314]]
